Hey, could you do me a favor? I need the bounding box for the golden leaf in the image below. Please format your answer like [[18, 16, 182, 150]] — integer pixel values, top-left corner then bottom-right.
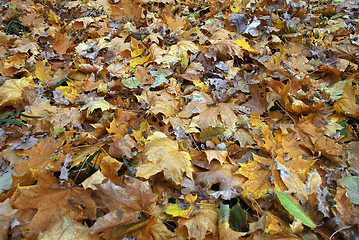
[[136, 138, 194, 185], [0, 77, 33, 107], [178, 201, 218, 240]]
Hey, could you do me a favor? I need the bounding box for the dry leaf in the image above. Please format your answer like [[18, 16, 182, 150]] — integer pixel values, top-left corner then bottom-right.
[[136, 138, 194, 185]]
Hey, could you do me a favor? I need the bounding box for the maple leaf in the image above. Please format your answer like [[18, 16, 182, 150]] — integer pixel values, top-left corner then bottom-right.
[[210, 29, 244, 60], [165, 194, 198, 218], [236, 154, 286, 200], [155, 41, 199, 67], [218, 203, 247, 239], [334, 80, 359, 118], [91, 176, 155, 233], [0, 76, 33, 107], [37, 217, 100, 240], [109, 134, 137, 159], [276, 160, 308, 204], [136, 137, 194, 185], [137, 88, 181, 118], [14, 138, 64, 175], [128, 215, 184, 240], [178, 200, 218, 240], [297, 117, 346, 166], [177, 91, 239, 131], [12, 170, 96, 239]]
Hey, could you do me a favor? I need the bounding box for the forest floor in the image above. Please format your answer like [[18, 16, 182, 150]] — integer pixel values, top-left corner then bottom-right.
[[0, 0, 359, 239]]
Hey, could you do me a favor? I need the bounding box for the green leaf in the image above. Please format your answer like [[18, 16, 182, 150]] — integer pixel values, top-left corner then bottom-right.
[[229, 202, 248, 231], [218, 203, 230, 225], [337, 176, 359, 205], [274, 191, 316, 228], [200, 126, 225, 142]]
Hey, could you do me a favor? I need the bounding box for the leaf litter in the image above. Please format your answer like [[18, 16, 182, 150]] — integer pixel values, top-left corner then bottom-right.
[[0, 0, 359, 239]]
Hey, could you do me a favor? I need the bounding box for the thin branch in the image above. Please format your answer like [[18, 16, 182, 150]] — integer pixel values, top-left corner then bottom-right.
[[258, 7, 275, 42]]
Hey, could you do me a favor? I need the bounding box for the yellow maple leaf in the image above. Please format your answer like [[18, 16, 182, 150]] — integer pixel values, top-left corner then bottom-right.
[[35, 59, 52, 82], [236, 154, 285, 199], [136, 138, 194, 185], [80, 100, 116, 117], [0, 76, 33, 107], [56, 81, 81, 103], [334, 80, 359, 118], [137, 88, 180, 118], [234, 37, 259, 54], [165, 194, 197, 218], [155, 41, 199, 67], [178, 200, 218, 240], [204, 150, 229, 165]]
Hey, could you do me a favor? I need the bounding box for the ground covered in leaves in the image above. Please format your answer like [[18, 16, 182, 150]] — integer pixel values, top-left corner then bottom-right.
[[0, 0, 359, 239]]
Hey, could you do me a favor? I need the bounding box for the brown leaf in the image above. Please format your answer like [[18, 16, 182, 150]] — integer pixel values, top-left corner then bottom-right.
[[195, 164, 245, 200], [12, 171, 96, 239], [0, 198, 18, 240], [37, 217, 100, 240], [109, 134, 137, 159], [91, 176, 155, 233]]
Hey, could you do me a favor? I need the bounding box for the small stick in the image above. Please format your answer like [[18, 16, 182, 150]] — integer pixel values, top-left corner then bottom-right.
[[258, 7, 275, 42]]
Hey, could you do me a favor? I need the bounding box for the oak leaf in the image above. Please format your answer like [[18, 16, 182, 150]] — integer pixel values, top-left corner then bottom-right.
[[136, 138, 194, 185]]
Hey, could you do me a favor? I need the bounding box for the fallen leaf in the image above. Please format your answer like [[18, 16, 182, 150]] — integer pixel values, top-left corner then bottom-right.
[[91, 176, 155, 233], [37, 217, 100, 240], [178, 200, 218, 240], [0, 77, 33, 107], [0, 198, 18, 240], [109, 134, 137, 159], [136, 137, 194, 185], [236, 154, 285, 200], [13, 170, 96, 239], [274, 191, 316, 229]]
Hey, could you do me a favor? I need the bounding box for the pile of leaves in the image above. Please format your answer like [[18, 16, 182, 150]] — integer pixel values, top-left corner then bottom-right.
[[1, 0, 359, 239]]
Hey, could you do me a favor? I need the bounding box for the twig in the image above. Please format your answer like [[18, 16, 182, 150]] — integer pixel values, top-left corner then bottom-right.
[[258, 7, 274, 42], [330, 225, 354, 240]]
